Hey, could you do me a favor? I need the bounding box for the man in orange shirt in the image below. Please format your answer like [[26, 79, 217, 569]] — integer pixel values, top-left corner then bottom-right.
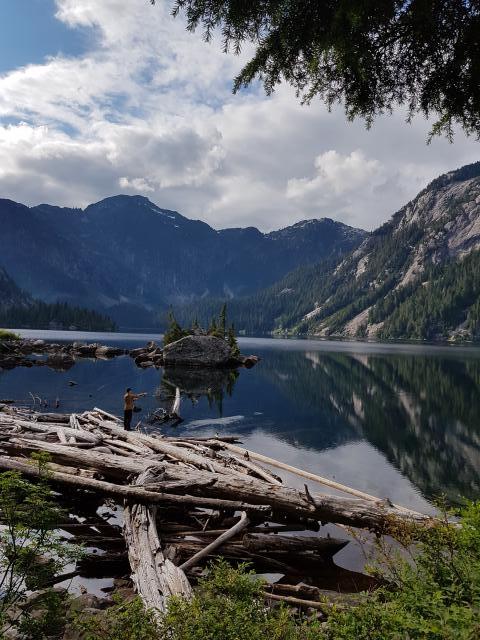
[[123, 387, 146, 430]]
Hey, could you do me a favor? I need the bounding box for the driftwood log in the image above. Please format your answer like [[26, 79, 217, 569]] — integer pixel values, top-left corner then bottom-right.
[[124, 469, 192, 614], [0, 404, 436, 614]]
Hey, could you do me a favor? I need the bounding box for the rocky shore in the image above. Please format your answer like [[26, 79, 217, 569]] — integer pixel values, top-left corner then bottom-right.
[[0, 335, 258, 371], [0, 338, 125, 370]]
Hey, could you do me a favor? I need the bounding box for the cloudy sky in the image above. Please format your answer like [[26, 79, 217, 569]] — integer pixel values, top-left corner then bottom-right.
[[0, 0, 479, 232]]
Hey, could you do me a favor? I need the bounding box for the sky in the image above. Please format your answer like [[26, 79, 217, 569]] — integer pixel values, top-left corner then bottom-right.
[[0, 0, 479, 232]]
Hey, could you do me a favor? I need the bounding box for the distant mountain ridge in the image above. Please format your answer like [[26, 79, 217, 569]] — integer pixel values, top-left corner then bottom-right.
[[0, 195, 366, 327], [201, 161, 480, 341]]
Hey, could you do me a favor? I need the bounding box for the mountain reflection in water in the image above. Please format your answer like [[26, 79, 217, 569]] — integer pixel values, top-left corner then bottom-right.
[[1, 332, 479, 508], [255, 349, 480, 504]]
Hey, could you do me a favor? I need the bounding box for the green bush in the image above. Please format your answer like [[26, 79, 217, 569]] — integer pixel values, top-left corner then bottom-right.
[[0, 459, 81, 638], [78, 504, 480, 640], [163, 311, 190, 346], [163, 305, 241, 354], [74, 595, 158, 640], [0, 328, 20, 340], [324, 501, 480, 639], [161, 560, 320, 640]]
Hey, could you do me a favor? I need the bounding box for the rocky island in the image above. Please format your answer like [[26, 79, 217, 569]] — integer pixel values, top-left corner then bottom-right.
[[0, 335, 258, 372]]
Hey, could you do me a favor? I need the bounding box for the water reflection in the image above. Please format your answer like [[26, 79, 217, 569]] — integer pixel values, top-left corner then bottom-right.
[[1, 333, 479, 506], [256, 350, 480, 503], [158, 367, 239, 415]]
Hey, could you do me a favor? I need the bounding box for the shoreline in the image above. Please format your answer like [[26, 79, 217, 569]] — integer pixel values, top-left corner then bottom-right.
[[9, 326, 480, 350]]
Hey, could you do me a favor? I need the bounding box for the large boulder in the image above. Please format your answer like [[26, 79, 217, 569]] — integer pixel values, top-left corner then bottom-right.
[[163, 335, 233, 368], [95, 345, 125, 358], [73, 342, 99, 357], [46, 353, 75, 370]]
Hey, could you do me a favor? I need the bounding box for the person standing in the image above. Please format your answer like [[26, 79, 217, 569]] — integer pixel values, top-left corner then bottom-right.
[[123, 387, 146, 431]]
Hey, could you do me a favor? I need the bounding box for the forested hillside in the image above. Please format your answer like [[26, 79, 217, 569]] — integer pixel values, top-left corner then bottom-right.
[[0, 196, 365, 327], [176, 162, 480, 342], [0, 267, 115, 331]]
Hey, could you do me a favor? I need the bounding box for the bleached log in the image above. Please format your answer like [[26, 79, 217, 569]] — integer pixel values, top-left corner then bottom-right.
[[225, 452, 282, 485], [180, 511, 249, 572], [0, 455, 271, 513], [213, 441, 424, 517], [263, 591, 333, 612], [161, 465, 433, 530], [3, 438, 148, 477], [0, 419, 102, 444], [90, 421, 248, 477], [124, 470, 192, 613], [267, 583, 364, 607], [92, 407, 123, 423], [2, 436, 432, 530], [171, 387, 181, 416], [103, 438, 153, 455]]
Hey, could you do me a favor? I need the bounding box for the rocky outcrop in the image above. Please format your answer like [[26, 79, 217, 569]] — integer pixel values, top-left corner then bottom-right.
[[290, 161, 480, 340], [129, 341, 164, 368], [0, 336, 257, 372], [129, 338, 258, 369], [163, 335, 234, 368], [94, 345, 125, 359], [0, 338, 127, 370]]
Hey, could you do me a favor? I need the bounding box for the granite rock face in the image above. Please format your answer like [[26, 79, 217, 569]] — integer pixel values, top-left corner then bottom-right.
[[163, 335, 233, 368]]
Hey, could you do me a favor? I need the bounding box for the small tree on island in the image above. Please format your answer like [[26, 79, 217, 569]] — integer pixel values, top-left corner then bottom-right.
[[163, 311, 190, 346], [228, 324, 240, 358], [163, 305, 240, 356]]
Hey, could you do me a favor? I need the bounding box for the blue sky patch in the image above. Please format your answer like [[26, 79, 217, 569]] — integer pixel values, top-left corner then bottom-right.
[[0, 0, 92, 74]]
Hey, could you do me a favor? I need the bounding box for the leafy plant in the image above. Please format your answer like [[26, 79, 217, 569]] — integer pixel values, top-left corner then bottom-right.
[[74, 595, 158, 640], [0, 329, 20, 341], [161, 1, 480, 140], [0, 458, 81, 638], [324, 502, 480, 640], [161, 560, 320, 640], [227, 324, 240, 358], [78, 501, 480, 640], [163, 305, 241, 353]]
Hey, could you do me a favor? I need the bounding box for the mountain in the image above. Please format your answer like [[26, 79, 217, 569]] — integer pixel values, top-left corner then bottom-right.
[[0, 267, 30, 308], [182, 161, 480, 341], [0, 195, 366, 327]]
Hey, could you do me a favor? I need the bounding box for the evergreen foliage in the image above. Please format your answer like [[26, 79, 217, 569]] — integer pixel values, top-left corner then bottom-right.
[[0, 301, 116, 332], [376, 249, 480, 340], [172, 244, 480, 342], [171, 163, 480, 343], [161, 560, 320, 640], [161, 0, 480, 139], [163, 305, 240, 353], [163, 311, 190, 346], [0, 329, 20, 340]]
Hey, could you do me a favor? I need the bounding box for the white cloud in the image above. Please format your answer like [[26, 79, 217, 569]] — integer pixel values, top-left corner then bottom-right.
[[0, 0, 478, 231]]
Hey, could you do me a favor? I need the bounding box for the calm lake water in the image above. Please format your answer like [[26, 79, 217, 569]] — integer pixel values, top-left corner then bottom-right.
[[2, 330, 480, 518]]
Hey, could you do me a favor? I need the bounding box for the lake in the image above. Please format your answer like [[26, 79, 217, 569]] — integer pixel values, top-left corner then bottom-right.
[[2, 330, 480, 518]]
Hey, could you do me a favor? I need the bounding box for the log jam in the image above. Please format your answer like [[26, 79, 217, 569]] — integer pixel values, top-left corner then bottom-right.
[[0, 402, 435, 613]]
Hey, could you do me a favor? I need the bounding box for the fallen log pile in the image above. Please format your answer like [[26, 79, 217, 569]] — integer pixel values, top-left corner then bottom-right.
[[0, 403, 434, 615]]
